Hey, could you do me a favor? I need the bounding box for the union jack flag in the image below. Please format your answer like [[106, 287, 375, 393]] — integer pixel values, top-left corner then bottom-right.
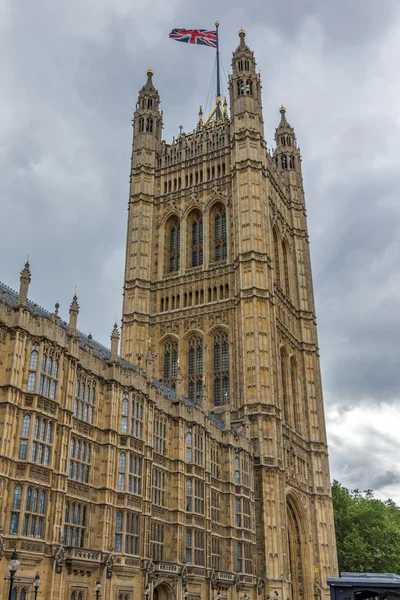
[[169, 28, 217, 48]]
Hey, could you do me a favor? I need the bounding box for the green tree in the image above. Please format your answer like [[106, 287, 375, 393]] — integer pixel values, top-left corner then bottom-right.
[[332, 480, 400, 574]]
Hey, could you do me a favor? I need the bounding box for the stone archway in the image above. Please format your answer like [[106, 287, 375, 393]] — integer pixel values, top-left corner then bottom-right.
[[153, 582, 175, 600], [287, 497, 305, 600]]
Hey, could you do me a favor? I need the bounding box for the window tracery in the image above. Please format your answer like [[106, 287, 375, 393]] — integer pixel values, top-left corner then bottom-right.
[[213, 331, 229, 406]]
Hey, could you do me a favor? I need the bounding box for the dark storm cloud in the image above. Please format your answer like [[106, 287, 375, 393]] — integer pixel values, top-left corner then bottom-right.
[[1, 0, 400, 498]]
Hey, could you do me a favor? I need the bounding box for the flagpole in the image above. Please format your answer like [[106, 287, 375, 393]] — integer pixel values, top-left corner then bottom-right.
[[215, 20, 221, 119]]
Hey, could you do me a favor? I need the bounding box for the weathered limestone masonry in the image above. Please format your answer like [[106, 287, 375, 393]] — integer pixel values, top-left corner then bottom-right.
[[0, 30, 337, 600]]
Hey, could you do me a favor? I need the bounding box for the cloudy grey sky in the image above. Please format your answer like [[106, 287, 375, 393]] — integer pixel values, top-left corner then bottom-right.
[[1, 0, 400, 501]]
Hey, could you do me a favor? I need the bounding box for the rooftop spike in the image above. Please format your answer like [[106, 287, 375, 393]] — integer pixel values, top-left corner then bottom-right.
[[110, 322, 120, 361], [68, 293, 79, 334], [18, 259, 31, 306]]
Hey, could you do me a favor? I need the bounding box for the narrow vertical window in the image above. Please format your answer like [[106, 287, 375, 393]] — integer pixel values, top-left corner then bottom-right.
[[19, 415, 31, 459], [280, 348, 289, 424], [190, 213, 203, 267], [282, 241, 290, 296], [186, 430, 192, 462], [188, 336, 203, 403], [167, 218, 180, 273], [27, 344, 39, 392], [213, 332, 229, 406], [214, 206, 227, 262], [273, 229, 281, 286], [163, 341, 178, 389], [290, 357, 300, 432]]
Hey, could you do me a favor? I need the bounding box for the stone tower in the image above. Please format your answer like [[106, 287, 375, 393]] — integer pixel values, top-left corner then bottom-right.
[[121, 29, 338, 599]]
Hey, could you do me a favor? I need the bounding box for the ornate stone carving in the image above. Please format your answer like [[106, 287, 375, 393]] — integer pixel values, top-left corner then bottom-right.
[[53, 542, 65, 574], [105, 552, 114, 579]]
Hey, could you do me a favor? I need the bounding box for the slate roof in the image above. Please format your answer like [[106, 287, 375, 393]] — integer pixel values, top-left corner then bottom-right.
[[0, 281, 224, 429]]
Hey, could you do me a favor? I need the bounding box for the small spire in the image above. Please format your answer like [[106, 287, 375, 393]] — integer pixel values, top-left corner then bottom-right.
[[18, 259, 31, 306], [238, 28, 246, 48], [54, 301, 60, 316], [110, 322, 120, 361], [68, 293, 79, 334]]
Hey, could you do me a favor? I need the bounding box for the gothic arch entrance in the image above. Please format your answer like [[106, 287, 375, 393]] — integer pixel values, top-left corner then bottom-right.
[[153, 582, 175, 600], [287, 497, 305, 600]]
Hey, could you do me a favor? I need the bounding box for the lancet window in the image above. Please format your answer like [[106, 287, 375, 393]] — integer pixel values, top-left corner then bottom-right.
[[188, 336, 203, 403], [64, 502, 87, 547], [167, 218, 180, 273], [115, 511, 140, 554], [190, 213, 203, 267], [163, 340, 178, 389], [213, 331, 229, 406], [213, 206, 227, 263]]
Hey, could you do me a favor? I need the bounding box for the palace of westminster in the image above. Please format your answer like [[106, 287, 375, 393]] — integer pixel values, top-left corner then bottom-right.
[[0, 30, 337, 600]]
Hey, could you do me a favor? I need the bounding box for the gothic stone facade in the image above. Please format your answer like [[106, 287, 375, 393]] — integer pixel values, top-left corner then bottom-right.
[[0, 30, 337, 600]]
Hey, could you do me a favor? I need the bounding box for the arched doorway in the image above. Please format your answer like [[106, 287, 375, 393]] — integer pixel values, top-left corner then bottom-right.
[[153, 582, 175, 600], [287, 498, 305, 600]]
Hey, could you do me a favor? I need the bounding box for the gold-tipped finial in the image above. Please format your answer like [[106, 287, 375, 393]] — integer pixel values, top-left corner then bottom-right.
[[280, 105, 286, 114], [238, 28, 246, 37], [147, 68, 154, 78], [215, 21, 219, 27]]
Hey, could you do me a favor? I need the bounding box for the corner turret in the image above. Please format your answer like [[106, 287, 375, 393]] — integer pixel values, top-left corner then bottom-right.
[[274, 106, 302, 186], [229, 29, 264, 135], [133, 68, 163, 149]]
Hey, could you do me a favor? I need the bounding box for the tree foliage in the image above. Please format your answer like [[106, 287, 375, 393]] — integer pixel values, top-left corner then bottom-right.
[[332, 480, 400, 574]]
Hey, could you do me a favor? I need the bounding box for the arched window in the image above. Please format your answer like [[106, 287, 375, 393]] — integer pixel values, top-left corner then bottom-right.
[[186, 431, 192, 462], [282, 241, 290, 296], [273, 229, 281, 286], [213, 205, 227, 263], [121, 393, 129, 433], [19, 415, 31, 460], [289, 155, 295, 168], [280, 348, 289, 424], [245, 80, 252, 95], [11, 589, 17, 600], [281, 155, 287, 169], [186, 478, 192, 511], [22, 487, 45, 538], [146, 118, 153, 133], [163, 340, 178, 389], [237, 80, 244, 96], [290, 357, 300, 432], [27, 344, 39, 392], [190, 213, 203, 267], [20, 590, 27, 600], [10, 485, 22, 535], [64, 501, 87, 548], [188, 337, 203, 403], [166, 217, 180, 273], [213, 332, 229, 406], [78, 593, 83, 600]]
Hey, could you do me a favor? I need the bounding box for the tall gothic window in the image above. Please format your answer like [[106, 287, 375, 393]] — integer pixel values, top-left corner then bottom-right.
[[213, 332, 229, 406], [163, 340, 178, 389], [213, 206, 227, 263], [153, 415, 167, 455], [273, 229, 281, 286], [69, 438, 91, 483], [237, 80, 244, 96], [120, 393, 143, 438], [39, 350, 59, 400], [167, 218, 180, 273], [151, 521, 164, 561], [74, 377, 96, 424], [27, 344, 39, 392], [22, 487, 46, 538], [64, 502, 87, 547], [31, 417, 53, 466], [10, 485, 22, 535], [190, 213, 203, 267], [290, 357, 300, 432], [188, 336, 203, 403], [19, 415, 31, 460], [115, 511, 140, 554], [282, 241, 290, 296], [118, 452, 142, 494], [280, 348, 289, 424]]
